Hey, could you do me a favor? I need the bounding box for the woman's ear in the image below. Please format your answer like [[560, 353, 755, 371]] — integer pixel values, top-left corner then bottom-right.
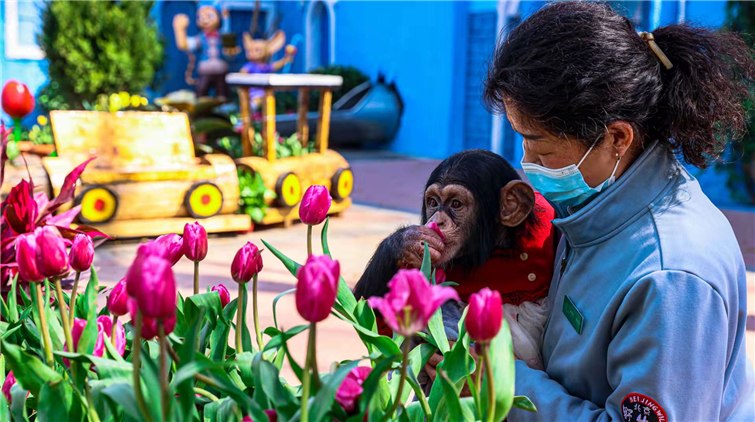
[[500, 180, 535, 227], [605, 121, 634, 158]]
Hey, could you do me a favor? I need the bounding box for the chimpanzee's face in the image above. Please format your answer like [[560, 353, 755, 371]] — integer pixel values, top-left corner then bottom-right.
[[423, 183, 477, 267]]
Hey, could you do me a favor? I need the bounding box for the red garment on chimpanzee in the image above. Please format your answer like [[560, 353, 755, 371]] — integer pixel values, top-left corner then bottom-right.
[[375, 193, 557, 337]]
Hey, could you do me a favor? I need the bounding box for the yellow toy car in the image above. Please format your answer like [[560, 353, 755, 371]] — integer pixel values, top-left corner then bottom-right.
[[44, 110, 251, 237], [227, 73, 353, 226]]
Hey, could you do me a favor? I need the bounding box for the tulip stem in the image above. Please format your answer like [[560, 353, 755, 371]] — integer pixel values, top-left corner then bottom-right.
[[252, 274, 263, 350], [34, 282, 54, 368], [236, 282, 244, 354], [68, 271, 80, 322], [54, 277, 77, 380], [475, 352, 484, 419], [193, 387, 219, 402], [193, 261, 199, 295], [300, 322, 317, 422], [158, 322, 170, 422], [84, 382, 101, 422], [306, 225, 313, 256], [132, 312, 156, 422], [111, 316, 119, 348], [483, 345, 496, 422], [382, 336, 411, 422]]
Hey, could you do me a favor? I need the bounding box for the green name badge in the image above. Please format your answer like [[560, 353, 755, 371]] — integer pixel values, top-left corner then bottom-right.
[[562, 295, 584, 334]]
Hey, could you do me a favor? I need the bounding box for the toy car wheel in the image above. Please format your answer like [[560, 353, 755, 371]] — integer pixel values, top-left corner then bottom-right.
[[276, 172, 302, 208], [75, 186, 118, 224], [331, 168, 354, 200], [185, 182, 224, 218]]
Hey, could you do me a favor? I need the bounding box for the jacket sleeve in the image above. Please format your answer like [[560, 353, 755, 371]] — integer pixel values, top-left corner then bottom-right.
[[508, 270, 729, 421]]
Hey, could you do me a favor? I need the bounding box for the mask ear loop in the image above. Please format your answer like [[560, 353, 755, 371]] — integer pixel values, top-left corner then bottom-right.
[[609, 153, 622, 179], [576, 138, 601, 168]]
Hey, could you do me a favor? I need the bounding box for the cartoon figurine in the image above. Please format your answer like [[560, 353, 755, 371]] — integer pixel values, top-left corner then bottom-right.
[[173, 2, 239, 99], [241, 30, 297, 108]]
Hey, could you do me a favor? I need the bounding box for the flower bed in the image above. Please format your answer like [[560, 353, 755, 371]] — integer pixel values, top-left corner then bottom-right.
[[0, 129, 534, 421]]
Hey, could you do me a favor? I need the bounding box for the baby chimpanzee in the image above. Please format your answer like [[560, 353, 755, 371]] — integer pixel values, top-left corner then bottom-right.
[[354, 149, 557, 373]]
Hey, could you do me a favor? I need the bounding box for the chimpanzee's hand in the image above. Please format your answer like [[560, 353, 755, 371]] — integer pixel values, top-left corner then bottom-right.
[[396, 225, 444, 269]]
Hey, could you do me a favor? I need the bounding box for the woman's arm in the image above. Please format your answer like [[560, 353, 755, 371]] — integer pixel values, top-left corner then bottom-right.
[[509, 270, 728, 421]]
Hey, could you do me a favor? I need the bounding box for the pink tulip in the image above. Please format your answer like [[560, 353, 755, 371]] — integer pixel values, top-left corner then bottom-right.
[[434, 268, 446, 285], [427, 221, 446, 243], [107, 278, 129, 316], [128, 298, 177, 339], [182, 222, 207, 262], [241, 411, 276, 422], [465, 288, 503, 344], [97, 315, 126, 356], [211, 283, 231, 308], [131, 255, 176, 319], [155, 233, 184, 266], [299, 185, 331, 225], [125, 241, 167, 298], [2, 371, 16, 403], [15, 232, 43, 282], [335, 366, 372, 414], [34, 226, 69, 278], [295, 255, 340, 323], [69, 233, 94, 272], [368, 269, 459, 337], [230, 242, 263, 284]]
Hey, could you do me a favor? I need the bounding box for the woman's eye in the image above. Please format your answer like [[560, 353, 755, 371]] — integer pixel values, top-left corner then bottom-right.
[[428, 198, 438, 207], [451, 200, 462, 209]]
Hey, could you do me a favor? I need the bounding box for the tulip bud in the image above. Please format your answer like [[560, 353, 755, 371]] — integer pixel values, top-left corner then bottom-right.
[[125, 241, 167, 298], [295, 255, 340, 323], [211, 283, 231, 308], [1, 80, 35, 119], [96, 315, 126, 357], [2, 371, 16, 403], [155, 233, 184, 266], [129, 297, 177, 340], [34, 226, 69, 278], [69, 234, 94, 272], [434, 268, 446, 285], [230, 242, 263, 284], [107, 278, 129, 316], [63, 318, 88, 366], [465, 287, 503, 344], [131, 255, 176, 319], [335, 366, 372, 414], [183, 222, 208, 262], [426, 221, 446, 243], [299, 185, 331, 225], [368, 269, 459, 337], [15, 233, 43, 282]]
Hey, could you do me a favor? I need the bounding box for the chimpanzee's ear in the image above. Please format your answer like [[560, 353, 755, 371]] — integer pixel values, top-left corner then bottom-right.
[[499, 180, 535, 227]]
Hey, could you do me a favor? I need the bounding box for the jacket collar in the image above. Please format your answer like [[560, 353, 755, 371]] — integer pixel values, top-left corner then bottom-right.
[[551, 141, 679, 247]]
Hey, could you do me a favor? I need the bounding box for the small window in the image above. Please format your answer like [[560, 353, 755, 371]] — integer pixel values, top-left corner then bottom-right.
[[4, 0, 45, 60]]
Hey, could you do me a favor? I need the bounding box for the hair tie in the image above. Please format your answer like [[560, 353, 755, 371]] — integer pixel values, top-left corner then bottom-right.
[[639, 32, 673, 70]]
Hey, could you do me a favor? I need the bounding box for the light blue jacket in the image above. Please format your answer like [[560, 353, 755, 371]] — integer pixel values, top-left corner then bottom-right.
[[509, 142, 755, 421]]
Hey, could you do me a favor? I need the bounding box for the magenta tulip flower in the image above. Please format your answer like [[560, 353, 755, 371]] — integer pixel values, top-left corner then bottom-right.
[[295, 255, 340, 323], [183, 222, 208, 262], [34, 226, 69, 278], [2, 371, 16, 403], [69, 233, 94, 272], [368, 269, 459, 337], [155, 233, 184, 266], [107, 278, 129, 317], [335, 366, 372, 414], [97, 315, 126, 356], [211, 283, 231, 308], [125, 241, 167, 298], [130, 255, 176, 319], [15, 232, 43, 282], [299, 185, 331, 225], [231, 242, 263, 284], [427, 221, 446, 243], [434, 268, 446, 285], [465, 288, 503, 344], [241, 411, 276, 422]]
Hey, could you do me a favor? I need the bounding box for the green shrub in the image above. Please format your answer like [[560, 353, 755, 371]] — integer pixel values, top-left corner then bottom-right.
[[37, 1, 164, 111]]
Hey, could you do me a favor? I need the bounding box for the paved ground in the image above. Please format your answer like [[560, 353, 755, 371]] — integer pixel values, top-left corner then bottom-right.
[[85, 153, 755, 381]]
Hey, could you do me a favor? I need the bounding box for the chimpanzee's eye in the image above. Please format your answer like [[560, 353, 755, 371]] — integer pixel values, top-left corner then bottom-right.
[[428, 198, 438, 208], [451, 199, 462, 209]]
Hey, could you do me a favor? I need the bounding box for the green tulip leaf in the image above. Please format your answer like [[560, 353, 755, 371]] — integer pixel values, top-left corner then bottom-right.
[[321, 217, 332, 256], [236, 351, 257, 388], [186, 292, 222, 328], [436, 369, 467, 422], [209, 319, 230, 362], [8, 274, 19, 324], [262, 325, 308, 353], [9, 384, 29, 422], [175, 310, 204, 422], [101, 382, 146, 422], [272, 288, 296, 329], [358, 354, 400, 414], [427, 307, 450, 355], [421, 241, 432, 282], [483, 318, 515, 421], [307, 360, 360, 422], [513, 395, 538, 413], [37, 378, 84, 422], [256, 355, 298, 416], [334, 313, 401, 357], [428, 338, 473, 414], [203, 397, 239, 422], [261, 239, 301, 276], [0, 339, 62, 397]]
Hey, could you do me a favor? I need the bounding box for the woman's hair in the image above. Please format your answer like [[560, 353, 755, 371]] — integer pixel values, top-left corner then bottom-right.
[[484, 1, 755, 169]]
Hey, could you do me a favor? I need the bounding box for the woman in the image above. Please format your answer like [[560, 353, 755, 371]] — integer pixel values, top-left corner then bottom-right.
[[484, 2, 755, 421]]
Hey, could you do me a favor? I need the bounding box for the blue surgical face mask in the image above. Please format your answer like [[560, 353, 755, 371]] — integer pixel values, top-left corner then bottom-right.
[[521, 141, 621, 208]]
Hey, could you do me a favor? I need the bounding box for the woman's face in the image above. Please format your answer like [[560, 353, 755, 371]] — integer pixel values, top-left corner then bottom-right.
[[505, 102, 636, 188]]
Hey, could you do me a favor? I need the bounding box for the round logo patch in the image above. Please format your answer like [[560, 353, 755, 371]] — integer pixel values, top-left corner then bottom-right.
[[620, 393, 667, 422]]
